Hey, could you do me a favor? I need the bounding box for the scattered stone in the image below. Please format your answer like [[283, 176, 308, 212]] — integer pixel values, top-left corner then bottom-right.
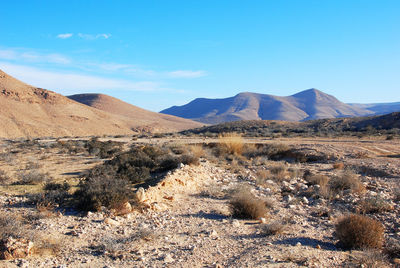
[[0, 237, 34, 260], [104, 218, 119, 226], [164, 253, 174, 263]]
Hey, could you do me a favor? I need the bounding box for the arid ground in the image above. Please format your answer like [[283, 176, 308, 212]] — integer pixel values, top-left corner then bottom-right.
[[0, 136, 399, 267]]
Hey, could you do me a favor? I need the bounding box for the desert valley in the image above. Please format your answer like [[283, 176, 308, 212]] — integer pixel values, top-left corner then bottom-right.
[[0, 70, 399, 267], [1, 1, 400, 267]]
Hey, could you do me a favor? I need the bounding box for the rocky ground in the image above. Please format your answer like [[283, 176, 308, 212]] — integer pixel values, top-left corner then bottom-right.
[[0, 136, 399, 267]]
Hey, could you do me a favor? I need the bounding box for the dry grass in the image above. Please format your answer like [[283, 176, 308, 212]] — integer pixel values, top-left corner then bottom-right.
[[358, 196, 393, 214], [345, 250, 390, 268], [260, 221, 287, 236], [229, 188, 267, 220], [218, 133, 244, 155], [335, 214, 384, 249], [305, 174, 329, 187], [329, 171, 365, 195], [333, 162, 345, 170], [189, 144, 205, 158]]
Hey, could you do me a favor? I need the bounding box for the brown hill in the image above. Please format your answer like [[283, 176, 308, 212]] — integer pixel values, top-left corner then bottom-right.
[[161, 89, 375, 124], [68, 94, 203, 133], [0, 70, 200, 138]]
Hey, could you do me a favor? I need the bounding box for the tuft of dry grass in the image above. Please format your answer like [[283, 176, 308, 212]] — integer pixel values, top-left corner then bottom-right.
[[329, 171, 365, 195], [305, 174, 329, 187], [229, 188, 267, 220], [358, 196, 393, 214], [189, 144, 205, 158], [333, 162, 345, 170], [335, 214, 384, 249], [260, 221, 287, 236], [345, 250, 390, 268], [218, 133, 244, 155]]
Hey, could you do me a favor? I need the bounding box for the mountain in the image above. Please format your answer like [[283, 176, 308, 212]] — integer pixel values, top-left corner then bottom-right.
[[161, 89, 375, 124], [348, 102, 400, 115], [68, 93, 202, 132], [0, 70, 200, 138]]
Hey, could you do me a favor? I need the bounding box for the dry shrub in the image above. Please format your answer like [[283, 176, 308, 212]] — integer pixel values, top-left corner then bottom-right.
[[333, 162, 345, 170], [16, 170, 52, 185], [31, 235, 62, 257], [393, 187, 400, 202], [0, 170, 11, 185], [255, 169, 269, 185], [336, 214, 384, 249], [305, 174, 329, 187], [229, 189, 267, 219], [261, 221, 286, 236], [329, 171, 365, 195], [384, 238, 400, 259], [0, 214, 27, 241], [268, 162, 288, 182], [345, 250, 390, 268], [358, 196, 393, 214], [189, 144, 205, 158], [218, 133, 244, 155]]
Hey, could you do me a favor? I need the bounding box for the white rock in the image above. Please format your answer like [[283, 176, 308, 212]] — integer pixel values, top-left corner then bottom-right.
[[302, 197, 309, 204], [164, 254, 174, 263], [232, 220, 240, 227]]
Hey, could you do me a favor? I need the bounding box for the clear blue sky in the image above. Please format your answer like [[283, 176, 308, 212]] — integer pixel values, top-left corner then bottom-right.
[[1, 0, 399, 111]]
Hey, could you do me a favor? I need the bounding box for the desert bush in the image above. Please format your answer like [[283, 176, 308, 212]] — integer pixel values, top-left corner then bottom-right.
[[394, 187, 400, 202], [333, 162, 345, 170], [74, 176, 133, 212], [0, 170, 11, 185], [28, 182, 71, 210], [189, 144, 205, 158], [358, 196, 393, 214], [335, 214, 384, 249], [16, 170, 52, 185], [260, 221, 286, 236], [0, 214, 26, 241], [345, 250, 390, 268], [243, 143, 290, 159], [384, 238, 400, 259], [329, 171, 365, 195], [304, 174, 329, 187], [229, 189, 267, 219], [218, 133, 244, 155]]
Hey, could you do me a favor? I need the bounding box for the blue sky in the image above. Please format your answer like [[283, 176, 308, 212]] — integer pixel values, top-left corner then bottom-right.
[[1, 0, 399, 111]]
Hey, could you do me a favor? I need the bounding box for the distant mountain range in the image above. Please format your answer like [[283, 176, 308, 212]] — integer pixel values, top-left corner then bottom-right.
[[161, 89, 400, 124]]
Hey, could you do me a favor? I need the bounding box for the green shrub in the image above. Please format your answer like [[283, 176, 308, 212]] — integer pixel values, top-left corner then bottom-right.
[[74, 176, 132, 211]]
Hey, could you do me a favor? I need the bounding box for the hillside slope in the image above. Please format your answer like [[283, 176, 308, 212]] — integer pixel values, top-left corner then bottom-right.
[[161, 89, 374, 124], [0, 70, 200, 138]]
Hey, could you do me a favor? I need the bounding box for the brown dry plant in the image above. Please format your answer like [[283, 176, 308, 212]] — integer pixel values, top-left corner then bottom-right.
[[335, 214, 384, 249]]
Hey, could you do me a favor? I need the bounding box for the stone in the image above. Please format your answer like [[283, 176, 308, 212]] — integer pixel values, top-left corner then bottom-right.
[[296, 242, 302, 246], [209, 230, 218, 238], [259, 217, 267, 224], [0, 237, 34, 260], [284, 195, 293, 203], [136, 187, 146, 202], [164, 253, 174, 263], [232, 220, 240, 227], [104, 218, 119, 226], [302, 197, 309, 204]]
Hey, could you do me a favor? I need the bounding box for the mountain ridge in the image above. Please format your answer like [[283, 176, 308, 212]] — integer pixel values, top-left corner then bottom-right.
[[161, 88, 380, 124]]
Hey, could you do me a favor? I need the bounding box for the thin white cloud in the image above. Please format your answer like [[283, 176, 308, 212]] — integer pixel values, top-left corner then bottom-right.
[[57, 33, 73, 39], [167, 70, 207, 78], [0, 62, 161, 93], [0, 48, 71, 64], [78, 33, 112, 40]]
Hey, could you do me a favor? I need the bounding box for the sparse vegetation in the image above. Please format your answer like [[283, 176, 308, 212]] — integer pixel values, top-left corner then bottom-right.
[[16, 170, 52, 185], [329, 171, 365, 195], [229, 188, 267, 219], [358, 196, 393, 214], [335, 214, 384, 249], [260, 221, 286, 236]]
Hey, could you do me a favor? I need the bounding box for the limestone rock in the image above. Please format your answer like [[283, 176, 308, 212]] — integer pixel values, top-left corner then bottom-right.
[[0, 237, 34, 260]]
